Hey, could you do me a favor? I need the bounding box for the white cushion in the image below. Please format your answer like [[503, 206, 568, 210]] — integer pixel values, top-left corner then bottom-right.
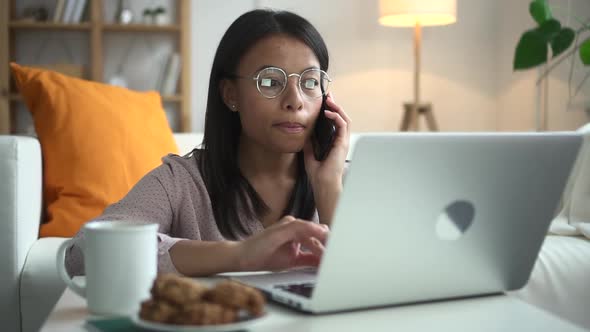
[[550, 123, 590, 238], [174, 132, 203, 155], [512, 235, 590, 329]]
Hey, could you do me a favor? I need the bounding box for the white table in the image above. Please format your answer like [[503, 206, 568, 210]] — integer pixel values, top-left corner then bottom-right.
[[41, 277, 588, 332]]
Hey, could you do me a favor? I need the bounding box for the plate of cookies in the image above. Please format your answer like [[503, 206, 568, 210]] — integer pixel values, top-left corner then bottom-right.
[[132, 274, 267, 331]]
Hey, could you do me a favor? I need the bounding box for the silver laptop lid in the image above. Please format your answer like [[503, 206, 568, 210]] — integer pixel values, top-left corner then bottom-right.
[[310, 133, 581, 313]]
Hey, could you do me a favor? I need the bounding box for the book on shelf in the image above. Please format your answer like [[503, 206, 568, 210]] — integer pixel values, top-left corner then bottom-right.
[[31, 64, 84, 78], [164, 106, 179, 132], [72, 0, 87, 23], [56, 0, 87, 23], [61, 0, 77, 23], [158, 52, 181, 96], [53, 0, 66, 22]]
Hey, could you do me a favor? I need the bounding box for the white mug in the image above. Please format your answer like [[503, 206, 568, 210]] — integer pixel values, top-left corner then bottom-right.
[[56, 221, 158, 316]]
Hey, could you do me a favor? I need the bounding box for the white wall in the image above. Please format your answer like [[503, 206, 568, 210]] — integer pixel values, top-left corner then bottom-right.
[[190, 0, 589, 132], [191, 0, 255, 131]]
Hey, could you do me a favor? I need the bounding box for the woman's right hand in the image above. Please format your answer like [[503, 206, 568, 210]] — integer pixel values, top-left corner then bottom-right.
[[237, 215, 329, 272]]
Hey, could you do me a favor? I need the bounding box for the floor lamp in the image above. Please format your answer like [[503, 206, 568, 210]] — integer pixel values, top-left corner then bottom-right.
[[379, 0, 456, 131]]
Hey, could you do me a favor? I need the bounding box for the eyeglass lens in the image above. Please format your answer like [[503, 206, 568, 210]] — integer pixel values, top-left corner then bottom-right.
[[257, 68, 330, 98]]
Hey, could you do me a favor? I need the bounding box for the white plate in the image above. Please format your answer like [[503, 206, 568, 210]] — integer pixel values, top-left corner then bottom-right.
[[131, 313, 267, 332]]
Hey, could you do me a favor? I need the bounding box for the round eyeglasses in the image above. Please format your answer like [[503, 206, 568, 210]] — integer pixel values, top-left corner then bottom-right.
[[235, 67, 332, 99]]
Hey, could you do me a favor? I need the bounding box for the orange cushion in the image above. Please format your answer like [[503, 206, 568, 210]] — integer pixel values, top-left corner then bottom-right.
[[10, 63, 179, 237]]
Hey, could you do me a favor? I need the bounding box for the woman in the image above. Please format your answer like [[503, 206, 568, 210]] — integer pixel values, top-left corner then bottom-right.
[[66, 9, 350, 277]]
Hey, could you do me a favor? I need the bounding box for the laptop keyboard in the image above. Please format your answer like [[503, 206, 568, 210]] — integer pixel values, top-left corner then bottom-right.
[[274, 282, 315, 298]]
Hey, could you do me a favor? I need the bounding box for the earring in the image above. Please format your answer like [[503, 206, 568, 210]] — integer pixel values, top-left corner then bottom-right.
[[231, 105, 237, 112]]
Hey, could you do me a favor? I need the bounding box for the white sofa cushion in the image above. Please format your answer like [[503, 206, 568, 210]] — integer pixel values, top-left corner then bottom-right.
[[174, 132, 203, 155], [512, 235, 590, 329], [551, 123, 590, 238]]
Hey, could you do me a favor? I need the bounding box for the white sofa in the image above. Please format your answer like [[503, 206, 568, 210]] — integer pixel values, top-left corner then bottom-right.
[[1, 132, 589, 332], [0, 133, 202, 332]]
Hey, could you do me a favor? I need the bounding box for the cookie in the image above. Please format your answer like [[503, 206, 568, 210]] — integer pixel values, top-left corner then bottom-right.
[[171, 302, 238, 325], [150, 273, 208, 306], [203, 280, 266, 316], [138, 299, 177, 323], [140, 275, 266, 326]]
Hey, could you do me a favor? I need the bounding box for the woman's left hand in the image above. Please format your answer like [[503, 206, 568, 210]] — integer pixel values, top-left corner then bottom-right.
[[303, 93, 351, 223]]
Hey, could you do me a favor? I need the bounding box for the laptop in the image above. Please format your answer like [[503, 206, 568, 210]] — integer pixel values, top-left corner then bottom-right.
[[232, 132, 582, 313]]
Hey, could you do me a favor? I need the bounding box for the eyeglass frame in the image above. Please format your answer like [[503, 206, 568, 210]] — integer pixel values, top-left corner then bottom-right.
[[231, 66, 332, 99]]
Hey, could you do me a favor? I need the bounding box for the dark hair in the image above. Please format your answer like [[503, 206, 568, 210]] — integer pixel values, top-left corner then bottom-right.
[[199, 9, 329, 239]]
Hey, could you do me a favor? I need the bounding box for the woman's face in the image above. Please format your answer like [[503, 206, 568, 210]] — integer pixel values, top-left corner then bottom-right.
[[224, 34, 323, 154]]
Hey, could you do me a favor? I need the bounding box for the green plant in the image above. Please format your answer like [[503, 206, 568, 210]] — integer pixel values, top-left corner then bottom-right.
[[513, 0, 590, 104], [143, 7, 165, 17], [153, 7, 166, 15]]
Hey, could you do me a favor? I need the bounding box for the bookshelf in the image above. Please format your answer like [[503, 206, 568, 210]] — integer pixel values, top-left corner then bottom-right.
[[0, 0, 191, 134], [8, 22, 93, 30]]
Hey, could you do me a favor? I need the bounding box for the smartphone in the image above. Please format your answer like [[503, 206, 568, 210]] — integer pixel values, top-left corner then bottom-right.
[[311, 93, 336, 161]]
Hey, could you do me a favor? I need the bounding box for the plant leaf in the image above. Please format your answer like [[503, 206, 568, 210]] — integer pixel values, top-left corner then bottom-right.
[[551, 28, 575, 58], [580, 38, 590, 65], [538, 19, 561, 41], [514, 30, 548, 70], [529, 0, 552, 25]]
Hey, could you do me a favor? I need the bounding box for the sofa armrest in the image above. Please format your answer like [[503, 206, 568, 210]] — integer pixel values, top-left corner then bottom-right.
[[0, 136, 42, 332], [20, 237, 68, 332]]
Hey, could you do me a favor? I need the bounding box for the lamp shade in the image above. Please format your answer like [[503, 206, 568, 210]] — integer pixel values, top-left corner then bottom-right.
[[379, 0, 456, 27]]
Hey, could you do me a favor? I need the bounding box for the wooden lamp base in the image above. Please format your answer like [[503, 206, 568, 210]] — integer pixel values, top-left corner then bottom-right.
[[400, 102, 439, 131]]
